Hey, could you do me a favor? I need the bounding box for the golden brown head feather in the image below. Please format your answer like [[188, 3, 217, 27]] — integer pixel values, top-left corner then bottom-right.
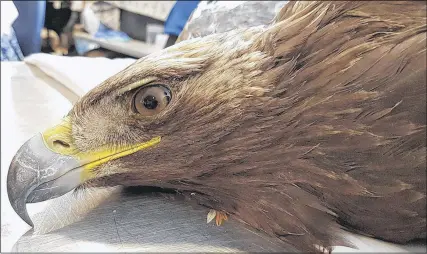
[[65, 1, 425, 252]]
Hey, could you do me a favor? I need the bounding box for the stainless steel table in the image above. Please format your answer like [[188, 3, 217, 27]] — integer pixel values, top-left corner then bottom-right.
[[13, 189, 290, 252]]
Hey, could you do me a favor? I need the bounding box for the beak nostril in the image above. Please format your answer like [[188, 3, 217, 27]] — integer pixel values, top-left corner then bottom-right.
[[52, 140, 70, 149]]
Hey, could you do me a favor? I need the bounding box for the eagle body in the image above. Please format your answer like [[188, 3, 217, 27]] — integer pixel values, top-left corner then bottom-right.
[[7, 1, 426, 252]]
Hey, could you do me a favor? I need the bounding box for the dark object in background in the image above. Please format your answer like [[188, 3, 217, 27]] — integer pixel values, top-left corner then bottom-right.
[[119, 9, 165, 42], [44, 1, 72, 36], [12, 1, 46, 56], [83, 48, 134, 59], [165, 35, 178, 48], [42, 1, 73, 54], [120, 2, 196, 46]]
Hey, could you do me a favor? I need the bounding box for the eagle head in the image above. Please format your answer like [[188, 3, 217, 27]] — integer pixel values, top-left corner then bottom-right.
[[7, 25, 281, 226]]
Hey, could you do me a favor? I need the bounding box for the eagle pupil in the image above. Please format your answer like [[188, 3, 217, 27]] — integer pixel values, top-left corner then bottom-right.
[[143, 95, 158, 109]]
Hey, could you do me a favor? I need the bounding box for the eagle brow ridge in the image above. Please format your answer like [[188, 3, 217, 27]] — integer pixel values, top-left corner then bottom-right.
[[117, 76, 159, 95]]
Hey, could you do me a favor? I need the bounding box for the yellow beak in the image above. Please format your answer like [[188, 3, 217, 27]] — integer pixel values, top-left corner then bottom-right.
[[42, 116, 161, 180]]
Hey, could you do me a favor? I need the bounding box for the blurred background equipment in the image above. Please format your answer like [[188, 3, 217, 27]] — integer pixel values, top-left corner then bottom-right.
[[3, 1, 289, 61], [2, 1, 200, 61], [75, 1, 200, 58]]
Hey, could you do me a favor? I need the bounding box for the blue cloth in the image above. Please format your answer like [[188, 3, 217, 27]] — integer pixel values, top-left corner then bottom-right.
[[1, 28, 24, 61], [164, 1, 200, 36], [94, 23, 131, 42], [12, 1, 46, 56]]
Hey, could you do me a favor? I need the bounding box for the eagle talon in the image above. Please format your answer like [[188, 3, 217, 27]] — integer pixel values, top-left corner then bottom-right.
[[207, 209, 228, 226]]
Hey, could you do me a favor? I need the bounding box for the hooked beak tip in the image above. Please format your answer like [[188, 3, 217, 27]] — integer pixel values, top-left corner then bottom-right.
[[6, 133, 81, 227], [7, 149, 37, 227]]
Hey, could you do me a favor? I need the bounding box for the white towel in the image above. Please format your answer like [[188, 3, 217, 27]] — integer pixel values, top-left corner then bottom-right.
[[24, 53, 136, 97]]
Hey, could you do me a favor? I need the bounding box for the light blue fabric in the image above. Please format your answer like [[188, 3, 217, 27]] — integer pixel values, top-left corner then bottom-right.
[[164, 1, 200, 36], [94, 23, 131, 42], [1, 28, 24, 61]]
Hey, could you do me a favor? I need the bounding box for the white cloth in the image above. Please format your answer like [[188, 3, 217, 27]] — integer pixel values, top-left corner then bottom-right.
[[24, 53, 136, 97], [1, 1, 19, 36]]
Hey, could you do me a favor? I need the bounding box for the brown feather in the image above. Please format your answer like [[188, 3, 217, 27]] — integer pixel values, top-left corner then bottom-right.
[[70, 1, 426, 252]]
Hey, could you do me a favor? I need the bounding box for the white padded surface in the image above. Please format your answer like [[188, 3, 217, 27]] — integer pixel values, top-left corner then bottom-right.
[[24, 53, 136, 97]]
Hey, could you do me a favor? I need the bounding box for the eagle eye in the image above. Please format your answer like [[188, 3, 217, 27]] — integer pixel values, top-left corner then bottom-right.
[[132, 85, 171, 116]]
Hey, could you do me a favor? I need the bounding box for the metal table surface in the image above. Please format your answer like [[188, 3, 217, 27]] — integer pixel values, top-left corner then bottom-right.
[[1, 62, 425, 253]]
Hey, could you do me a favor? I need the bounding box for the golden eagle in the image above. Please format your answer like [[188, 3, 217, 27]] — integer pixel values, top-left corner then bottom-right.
[[7, 1, 426, 252]]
